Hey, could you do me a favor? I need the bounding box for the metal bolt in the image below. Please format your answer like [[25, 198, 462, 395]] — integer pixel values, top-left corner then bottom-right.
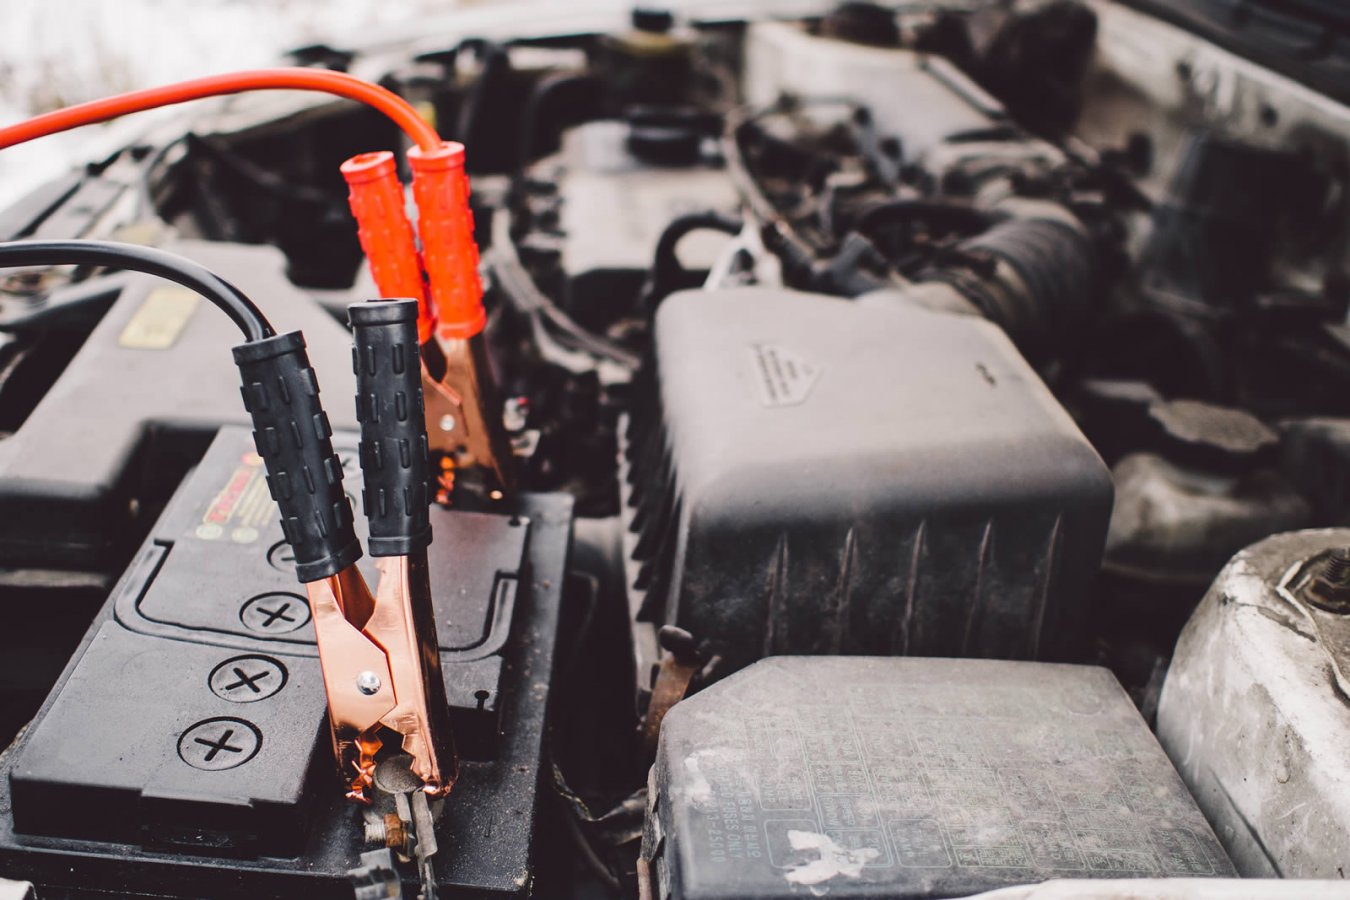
[[439, 414, 456, 433], [1303, 548, 1350, 614], [1323, 548, 1350, 585], [356, 671, 382, 695], [360, 813, 408, 852]]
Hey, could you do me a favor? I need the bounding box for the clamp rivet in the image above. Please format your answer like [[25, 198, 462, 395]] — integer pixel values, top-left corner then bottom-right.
[[356, 671, 382, 695], [439, 414, 456, 433]]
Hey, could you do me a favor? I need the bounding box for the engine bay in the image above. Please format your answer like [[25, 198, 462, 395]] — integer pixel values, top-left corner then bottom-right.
[[1, 1, 1349, 897]]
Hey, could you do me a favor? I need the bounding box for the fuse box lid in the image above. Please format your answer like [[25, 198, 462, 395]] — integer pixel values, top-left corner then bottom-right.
[[645, 656, 1233, 899]]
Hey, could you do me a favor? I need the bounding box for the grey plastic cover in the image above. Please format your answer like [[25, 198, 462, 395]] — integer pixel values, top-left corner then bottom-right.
[[645, 657, 1234, 899]]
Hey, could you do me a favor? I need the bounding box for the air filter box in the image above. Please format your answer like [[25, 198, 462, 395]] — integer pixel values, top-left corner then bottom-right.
[[641, 657, 1233, 899], [622, 288, 1112, 671]]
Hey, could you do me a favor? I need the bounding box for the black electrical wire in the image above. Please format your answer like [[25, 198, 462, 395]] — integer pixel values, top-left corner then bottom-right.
[[487, 210, 642, 370], [724, 97, 872, 280], [723, 106, 787, 227], [514, 70, 602, 173], [651, 210, 744, 285], [0, 240, 273, 342], [642, 209, 744, 310]]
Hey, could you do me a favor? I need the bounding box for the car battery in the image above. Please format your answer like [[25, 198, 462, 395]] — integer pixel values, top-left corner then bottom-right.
[[0, 427, 574, 899], [642, 656, 1234, 899], [0, 238, 364, 760]]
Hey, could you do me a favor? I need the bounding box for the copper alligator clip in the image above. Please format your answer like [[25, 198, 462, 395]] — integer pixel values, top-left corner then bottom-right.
[[308, 298, 456, 802], [342, 144, 515, 495], [420, 331, 516, 492]]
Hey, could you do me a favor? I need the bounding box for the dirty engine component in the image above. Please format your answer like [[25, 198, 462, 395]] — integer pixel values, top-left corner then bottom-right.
[[641, 656, 1233, 899], [1158, 528, 1350, 879], [1, 0, 1349, 896]]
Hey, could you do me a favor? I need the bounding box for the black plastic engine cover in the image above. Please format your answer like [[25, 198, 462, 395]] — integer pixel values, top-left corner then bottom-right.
[[0, 240, 359, 570], [623, 288, 1112, 671], [642, 657, 1234, 899], [0, 427, 574, 898]]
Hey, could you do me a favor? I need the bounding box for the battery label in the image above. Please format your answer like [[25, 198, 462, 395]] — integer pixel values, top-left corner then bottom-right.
[[193, 452, 274, 544], [118, 286, 200, 350]]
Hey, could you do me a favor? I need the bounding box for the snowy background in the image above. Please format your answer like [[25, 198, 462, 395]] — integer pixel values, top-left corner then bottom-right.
[[0, 0, 454, 207]]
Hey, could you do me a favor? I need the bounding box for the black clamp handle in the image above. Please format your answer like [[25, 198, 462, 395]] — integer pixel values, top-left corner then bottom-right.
[[350, 299, 433, 557], [234, 331, 361, 582]]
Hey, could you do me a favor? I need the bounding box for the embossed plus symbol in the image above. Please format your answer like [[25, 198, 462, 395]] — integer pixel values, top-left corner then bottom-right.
[[209, 655, 287, 703], [195, 728, 243, 762], [225, 667, 269, 693], [257, 603, 294, 627], [178, 717, 262, 771], [239, 593, 310, 634]]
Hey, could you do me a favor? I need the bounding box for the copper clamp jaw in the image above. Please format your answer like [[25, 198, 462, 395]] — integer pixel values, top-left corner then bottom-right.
[[422, 332, 516, 494], [308, 555, 455, 802], [310, 298, 458, 803]]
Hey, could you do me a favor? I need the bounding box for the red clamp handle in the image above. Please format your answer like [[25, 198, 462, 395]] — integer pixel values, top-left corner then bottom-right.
[[340, 151, 434, 344], [408, 142, 486, 340]]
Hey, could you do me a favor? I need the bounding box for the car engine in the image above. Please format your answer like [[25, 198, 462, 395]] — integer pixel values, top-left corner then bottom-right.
[[0, 1, 1349, 897]]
